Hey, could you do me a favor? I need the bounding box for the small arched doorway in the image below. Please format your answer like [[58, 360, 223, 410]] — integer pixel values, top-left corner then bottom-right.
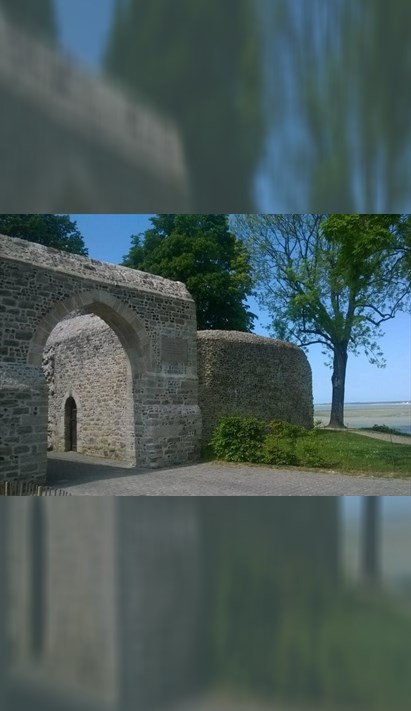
[[64, 396, 77, 452]]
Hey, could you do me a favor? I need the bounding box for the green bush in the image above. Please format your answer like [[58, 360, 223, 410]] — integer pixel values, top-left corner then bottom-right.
[[210, 416, 325, 468], [266, 419, 308, 439], [209, 417, 411, 475], [372, 424, 396, 433], [262, 435, 299, 466], [210, 416, 267, 463]]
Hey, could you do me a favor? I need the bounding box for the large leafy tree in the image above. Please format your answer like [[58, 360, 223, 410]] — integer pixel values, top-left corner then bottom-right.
[[0, 214, 88, 256], [123, 214, 255, 331], [234, 214, 411, 428], [104, 0, 264, 211]]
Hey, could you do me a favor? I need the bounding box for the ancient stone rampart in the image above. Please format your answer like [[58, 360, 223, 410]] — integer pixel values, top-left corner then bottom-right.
[[37, 314, 313, 461], [197, 330, 313, 442], [0, 235, 201, 481]]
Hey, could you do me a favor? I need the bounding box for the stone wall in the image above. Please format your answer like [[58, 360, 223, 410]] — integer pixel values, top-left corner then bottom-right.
[[44, 314, 134, 462], [0, 364, 48, 480], [37, 315, 313, 459], [0, 234, 201, 481], [197, 330, 313, 442]]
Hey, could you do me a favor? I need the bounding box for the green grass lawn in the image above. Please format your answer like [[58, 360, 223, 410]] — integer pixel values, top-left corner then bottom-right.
[[207, 416, 411, 477], [205, 428, 411, 477], [305, 430, 411, 477]]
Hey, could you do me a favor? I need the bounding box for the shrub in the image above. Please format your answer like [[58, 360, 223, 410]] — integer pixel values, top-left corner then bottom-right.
[[262, 435, 299, 466], [372, 424, 395, 433], [210, 416, 267, 463], [297, 438, 328, 468], [210, 416, 329, 468], [266, 419, 308, 439]]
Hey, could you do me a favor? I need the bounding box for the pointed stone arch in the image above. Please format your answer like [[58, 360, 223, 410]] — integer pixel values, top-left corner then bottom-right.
[[27, 289, 152, 377], [1, 235, 201, 480]]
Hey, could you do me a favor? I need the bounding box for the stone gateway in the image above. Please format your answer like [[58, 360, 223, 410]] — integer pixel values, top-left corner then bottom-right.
[[0, 235, 313, 483], [0, 235, 201, 481]]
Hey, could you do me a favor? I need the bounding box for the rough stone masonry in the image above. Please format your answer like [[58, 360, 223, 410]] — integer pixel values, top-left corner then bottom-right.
[[0, 234, 201, 481], [44, 317, 313, 461], [0, 235, 313, 483]]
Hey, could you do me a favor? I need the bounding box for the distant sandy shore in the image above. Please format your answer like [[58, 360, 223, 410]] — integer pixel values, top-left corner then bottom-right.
[[314, 403, 411, 431]]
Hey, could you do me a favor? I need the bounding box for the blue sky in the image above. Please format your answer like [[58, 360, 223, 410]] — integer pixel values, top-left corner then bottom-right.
[[71, 213, 411, 405]]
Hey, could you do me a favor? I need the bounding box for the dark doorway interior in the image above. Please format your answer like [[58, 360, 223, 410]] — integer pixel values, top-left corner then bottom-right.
[[64, 396, 77, 451]]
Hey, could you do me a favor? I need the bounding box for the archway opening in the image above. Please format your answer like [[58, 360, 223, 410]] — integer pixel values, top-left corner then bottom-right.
[[27, 289, 153, 469], [42, 308, 137, 465], [64, 396, 77, 452]]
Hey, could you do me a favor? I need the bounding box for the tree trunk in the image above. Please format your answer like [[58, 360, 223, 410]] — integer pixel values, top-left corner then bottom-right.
[[361, 497, 380, 586], [327, 343, 348, 428]]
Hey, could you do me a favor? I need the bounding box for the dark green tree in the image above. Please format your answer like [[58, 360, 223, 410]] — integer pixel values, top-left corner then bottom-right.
[[104, 0, 265, 211], [0, 214, 88, 256], [234, 213, 411, 427], [123, 214, 255, 331], [0, 0, 56, 41]]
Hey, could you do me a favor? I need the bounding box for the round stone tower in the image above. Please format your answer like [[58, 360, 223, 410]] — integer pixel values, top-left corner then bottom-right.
[[197, 330, 313, 443]]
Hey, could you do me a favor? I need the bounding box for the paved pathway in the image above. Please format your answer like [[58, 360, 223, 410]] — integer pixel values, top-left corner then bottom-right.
[[349, 429, 411, 445], [47, 453, 411, 496]]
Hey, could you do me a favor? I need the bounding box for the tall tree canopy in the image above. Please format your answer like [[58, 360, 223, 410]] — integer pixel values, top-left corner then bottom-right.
[[123, 214, 255, 331], [0, 0, 56, 41], [0, 214, 88, 256], [234, 214, 411, 427], [104, 0, 264, 211]]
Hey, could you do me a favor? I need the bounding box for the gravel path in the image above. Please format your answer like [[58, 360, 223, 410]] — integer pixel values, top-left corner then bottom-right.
[[349, 429, 411, 445], [47, 453, 411, 496]]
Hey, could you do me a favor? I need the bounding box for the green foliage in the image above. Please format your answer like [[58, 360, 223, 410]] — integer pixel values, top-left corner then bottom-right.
[[233, 214, 411, 426], [0, 214, 88, 256], [370, 424, 411, 437], [210, 416, 324, 468], [104, 0, 265, 209], [123, 214, 254, 330], [262, 420, 311, 466], [210, 416, 267, 463], [266, 419, 308, 439], [372, 424, 399, 434], [262, 435, 299, 466], [209, 416, 411, 475]]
